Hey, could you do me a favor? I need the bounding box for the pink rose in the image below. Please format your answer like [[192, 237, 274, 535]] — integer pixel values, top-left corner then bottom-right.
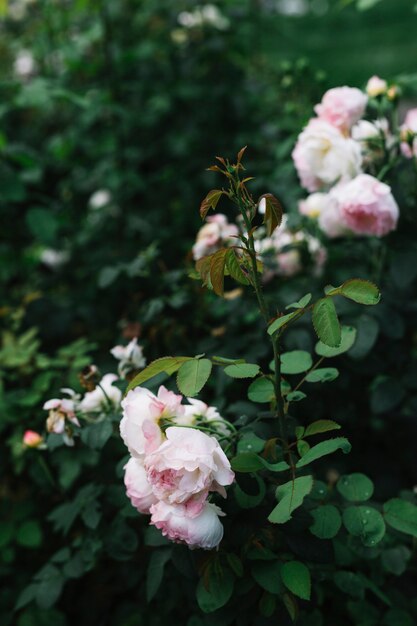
[[330, 174, 399, 237], [150, 501, 225, 550], [124, 457, 158, 514], [120, 385, 185, 458], [23, 430, 43, 448], [400, 108, 417, 158], [192, 214, 238, 260], [292, 119, 362, 192], [144, 426, 234, 515], [314, 86, 368, 133]]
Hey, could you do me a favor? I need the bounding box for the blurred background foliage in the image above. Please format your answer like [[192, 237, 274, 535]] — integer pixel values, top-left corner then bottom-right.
[[2, 0, 417, 624]]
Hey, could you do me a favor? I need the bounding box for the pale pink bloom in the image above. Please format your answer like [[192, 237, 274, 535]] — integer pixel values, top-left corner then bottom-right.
[[298, 192, 331, 219], [110, 338, 146, 377], [366, 76, 387, 97], [192, 214, 238, 260], [124, 457, 158, 514], [120, 385, 185, 458], [175, 398, 230, 436], [23, 430, 43, 448], [400, 108, 417, 158], [292, 118, 362, 192], [276, 249, 302, 277], [150, 501, 225, 550], [43, 396, 80, 434], [144, 426, 234, 515], [331, 174, 399, 237], [314, 86, 368, 132], [318, 195, 349, 239], [79, 373, 122, 413]]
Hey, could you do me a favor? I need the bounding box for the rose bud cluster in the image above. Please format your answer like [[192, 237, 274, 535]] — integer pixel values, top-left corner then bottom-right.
[[120, 385, 235, 550], [293, 79, 400, 239]]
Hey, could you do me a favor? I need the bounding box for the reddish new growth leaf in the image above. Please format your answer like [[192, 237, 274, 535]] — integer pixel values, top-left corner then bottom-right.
[[200, 189, 224, 219]]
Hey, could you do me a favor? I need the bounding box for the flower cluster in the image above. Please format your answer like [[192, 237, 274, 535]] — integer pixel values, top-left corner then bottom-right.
[[27, 338, 146, 449], [192, 213, 238, 261], [254, 214, 327, 279], [293, 78, 402, 238], [120, 385, 235, 550]]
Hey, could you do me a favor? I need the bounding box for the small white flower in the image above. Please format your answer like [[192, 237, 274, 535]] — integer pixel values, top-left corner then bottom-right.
[[110, 338, 146, 377], [40, 248, 70, 269], [79, 373, 122, 413], [14, 50, 36, 78], [89, 189, 111, 210]]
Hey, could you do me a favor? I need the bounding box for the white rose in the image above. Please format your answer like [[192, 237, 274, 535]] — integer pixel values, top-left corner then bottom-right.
[[298, 192, 331, 219], [292, 118, 362, 192], [79, 373, 122, 413]]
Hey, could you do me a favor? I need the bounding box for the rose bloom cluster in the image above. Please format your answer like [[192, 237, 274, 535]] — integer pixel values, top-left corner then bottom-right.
[[120, 385, 235, 550], [192, 213, 238, 261], [254, 212, 327, 279], [293, 77, 404, 238]]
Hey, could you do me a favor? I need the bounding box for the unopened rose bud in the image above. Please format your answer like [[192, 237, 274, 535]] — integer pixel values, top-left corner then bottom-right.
[[387, 85, 399, 101], [326, 469, 340, 485], [23, 430, 43, 448], [366, 75, 387, 97]]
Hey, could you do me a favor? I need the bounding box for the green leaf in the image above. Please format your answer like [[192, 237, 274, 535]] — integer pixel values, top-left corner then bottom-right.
[[383, 499, 417, 538], [251, 560, 283, 594], [146, 549, 172, 601], [231, 452, 289, 473], [247, 377, 275, 403], [315, 325, 357, 358], [285, 293, 312, 310], [237, 433, 266, 454], [226, 249, 250, 285], [80, 420, 113, 449], [305, 368, 339, 383], [200, 189, 224, 219], [235, 475, 266, 509], [287, 391, 307, 402], [281, 561, 311, 600], [16, 521, 43, 548], [176, 358, 212, 397], [296, 437, 351, 468], [267, 311, 299, 336], [337, 474, 374, 502], [280, 350, 312, 375], [196, 568, 234, 613], [312, 298, 341, 348], [125, 356, 193, 393], [381, 546, 411, 576], [210, 248, 228, 296], [310, 505, 342, 539], [304, 420, 341, 438], [338, 279, 381, 305], [224, 363, 260, 378], [261, 193, 283, 236], [343, 506, 386, 547], [259, 592, 276, 617], [268, 476, 313, 524]]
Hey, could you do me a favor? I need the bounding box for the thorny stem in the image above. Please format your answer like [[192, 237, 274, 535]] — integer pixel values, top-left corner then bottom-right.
[[233, 175, 289, 453]]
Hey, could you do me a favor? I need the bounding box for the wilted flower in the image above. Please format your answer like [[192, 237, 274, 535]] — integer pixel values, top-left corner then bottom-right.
[[23, 430, 44, 448], [292, 118, 362, 192], [79, 373, 121, 413], [110, 338, 146, 378], [150, 501, 225, 550], [43, 391, 80, 446]]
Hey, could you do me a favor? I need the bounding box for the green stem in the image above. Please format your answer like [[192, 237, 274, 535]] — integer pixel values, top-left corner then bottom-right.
[[234, 181, 288, 451]]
